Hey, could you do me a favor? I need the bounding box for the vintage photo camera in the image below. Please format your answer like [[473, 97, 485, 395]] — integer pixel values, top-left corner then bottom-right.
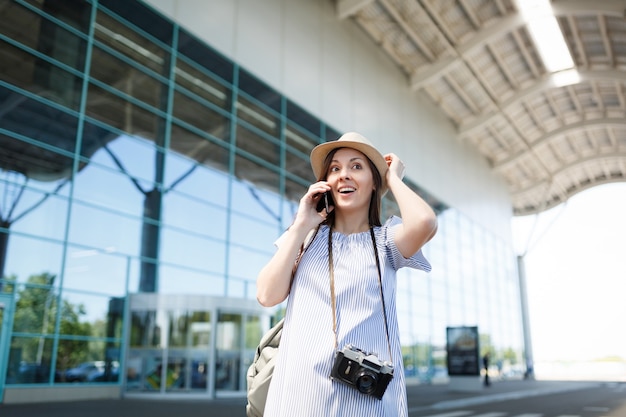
[[330, 344, 394, 400]]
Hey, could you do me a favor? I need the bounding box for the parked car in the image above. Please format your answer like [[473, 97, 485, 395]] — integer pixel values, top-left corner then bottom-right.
[[65, 361, 118, 382]]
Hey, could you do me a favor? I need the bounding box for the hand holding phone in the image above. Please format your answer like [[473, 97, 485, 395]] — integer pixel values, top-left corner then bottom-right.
[[316, 192, 332, 213]]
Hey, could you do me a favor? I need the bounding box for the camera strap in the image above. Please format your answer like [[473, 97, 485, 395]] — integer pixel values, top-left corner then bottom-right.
[[327, 226, 393, 360]]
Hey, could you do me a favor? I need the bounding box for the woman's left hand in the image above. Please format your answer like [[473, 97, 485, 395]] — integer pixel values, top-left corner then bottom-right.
[[384, 153, 405, 181]]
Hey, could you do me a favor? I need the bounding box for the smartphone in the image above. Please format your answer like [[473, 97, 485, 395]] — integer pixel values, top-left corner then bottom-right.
[[316, 192, 333, 213]]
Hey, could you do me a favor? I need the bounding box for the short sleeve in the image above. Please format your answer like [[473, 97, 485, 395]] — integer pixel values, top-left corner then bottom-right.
[[273, 229, 289, 249], [383, 216, 432, 272], [273, 226, 318, 249]]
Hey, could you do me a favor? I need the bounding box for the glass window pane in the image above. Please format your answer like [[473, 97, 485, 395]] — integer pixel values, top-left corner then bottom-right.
[[190, 312, 212, 347], [130, 310, 164, 348], [21, 0, 92, 33], [172, 89, 230, 142], [90, 46, 166, 109], [175, 58, 231, 111], [3, 236, 63, 285], [216, 313, 241, 350], [74, 136, 161, 214], [228, 247, 271, 292], [160, 265, 225, 296], [0, 94, 79, 155], [285, 177, 307, 206], [161, 190, 227, 239], [0, 44, 83, 110], [238, 69, 281, 112], [230, 175, 280, 222], [226, 277, 256, 299], [245, 315, 262, 350], [167, 310, 188, 348], [12, 286, 124, 358], [243, 315, 262, 374], [67, 202, 142, 255], [159, 228, 226, 276], [234, 153, 280, 195], [3, 189, 69, 242], [169, 123, 230, 175], [216, 313, 242, 391], [324, 126, 341, 142], [7, 336, 57, 384], [86, 83, 165, 140], [95, 5, 171, 72], [229, 213, 278, 253], [164, 146, 229, 205], [71, 162, 144, 215], [187, 354, 209, 390], [286, 100, 320, 136], [126, 348, 162, 391], [286, 147, 315, 184], [59, 291, 125, 340], [163, 352, 186, 391], [0, 0, 89, 106], [237, 96, 279, 140], [12, 280, 57, 334]]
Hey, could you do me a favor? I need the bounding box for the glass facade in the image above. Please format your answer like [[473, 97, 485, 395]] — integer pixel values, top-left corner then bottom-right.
[[0, 0, 524, 400]]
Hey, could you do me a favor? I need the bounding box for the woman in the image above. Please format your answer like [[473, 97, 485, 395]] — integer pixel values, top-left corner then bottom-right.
[[256, 132, 437, 416]]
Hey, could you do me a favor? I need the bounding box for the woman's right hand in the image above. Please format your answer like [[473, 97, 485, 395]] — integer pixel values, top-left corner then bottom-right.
[[294, 181, 333, 229]]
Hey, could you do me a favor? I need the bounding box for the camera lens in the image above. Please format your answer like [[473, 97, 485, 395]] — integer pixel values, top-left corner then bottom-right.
[[356, 370, 378, 395]]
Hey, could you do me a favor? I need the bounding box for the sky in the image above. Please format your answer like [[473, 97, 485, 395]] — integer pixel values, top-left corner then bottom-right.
[[511, 182, 626, 365]]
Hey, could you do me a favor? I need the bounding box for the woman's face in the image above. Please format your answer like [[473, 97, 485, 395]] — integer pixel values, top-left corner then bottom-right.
[[326, 148, 375, 214]]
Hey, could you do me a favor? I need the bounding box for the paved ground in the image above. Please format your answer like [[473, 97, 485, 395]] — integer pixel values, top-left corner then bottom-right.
[[0, 379, 600, 417]]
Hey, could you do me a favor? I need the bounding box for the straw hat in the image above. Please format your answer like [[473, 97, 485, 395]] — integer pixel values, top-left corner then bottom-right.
[[310, 132, 389, 194]]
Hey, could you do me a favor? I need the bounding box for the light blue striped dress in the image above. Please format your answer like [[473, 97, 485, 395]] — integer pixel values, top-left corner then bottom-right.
[[265, 216, 431, 417]]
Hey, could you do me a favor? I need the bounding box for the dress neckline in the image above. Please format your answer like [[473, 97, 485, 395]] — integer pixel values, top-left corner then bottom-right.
[[324, 224, 376, 240]]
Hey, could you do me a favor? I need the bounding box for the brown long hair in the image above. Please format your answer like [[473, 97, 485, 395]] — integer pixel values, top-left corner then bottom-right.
[[319, 147, 383, 227]]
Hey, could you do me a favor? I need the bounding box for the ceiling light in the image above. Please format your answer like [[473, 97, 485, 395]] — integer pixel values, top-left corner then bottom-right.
[[514, 0, 574, 73]]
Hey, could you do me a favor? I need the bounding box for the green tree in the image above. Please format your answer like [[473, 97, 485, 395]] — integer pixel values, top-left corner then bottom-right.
[[12, 273, 57, 341], [10, 272, 92, 372], [56, 298, 92, 371]]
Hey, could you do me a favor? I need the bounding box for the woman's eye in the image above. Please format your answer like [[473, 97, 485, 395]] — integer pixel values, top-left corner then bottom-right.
[[352, 164, 362, 169]]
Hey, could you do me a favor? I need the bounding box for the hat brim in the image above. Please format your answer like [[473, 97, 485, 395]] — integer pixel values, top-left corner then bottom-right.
[[310, 133, 389, 194]]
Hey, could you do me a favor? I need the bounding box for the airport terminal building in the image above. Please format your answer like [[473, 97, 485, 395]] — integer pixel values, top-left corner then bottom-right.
[[0, 0, 539, 404]]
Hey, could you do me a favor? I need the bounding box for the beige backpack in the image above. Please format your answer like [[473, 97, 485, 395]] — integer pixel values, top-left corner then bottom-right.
[[245, 317, 284, 417]]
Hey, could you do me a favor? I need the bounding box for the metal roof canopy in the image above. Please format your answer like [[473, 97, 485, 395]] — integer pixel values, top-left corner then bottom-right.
[[336, 0, 626, 215]]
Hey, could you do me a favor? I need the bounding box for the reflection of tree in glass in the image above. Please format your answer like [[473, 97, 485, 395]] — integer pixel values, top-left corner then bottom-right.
[[8, 272, 92, 376]]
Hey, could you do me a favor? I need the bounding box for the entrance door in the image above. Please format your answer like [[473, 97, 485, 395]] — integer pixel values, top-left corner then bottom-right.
[[215, 312, 242, 393], [0, 293, 15, 403]]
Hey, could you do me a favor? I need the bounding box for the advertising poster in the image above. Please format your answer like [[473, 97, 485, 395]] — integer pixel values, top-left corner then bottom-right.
[[446, 326, 479, 376]]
